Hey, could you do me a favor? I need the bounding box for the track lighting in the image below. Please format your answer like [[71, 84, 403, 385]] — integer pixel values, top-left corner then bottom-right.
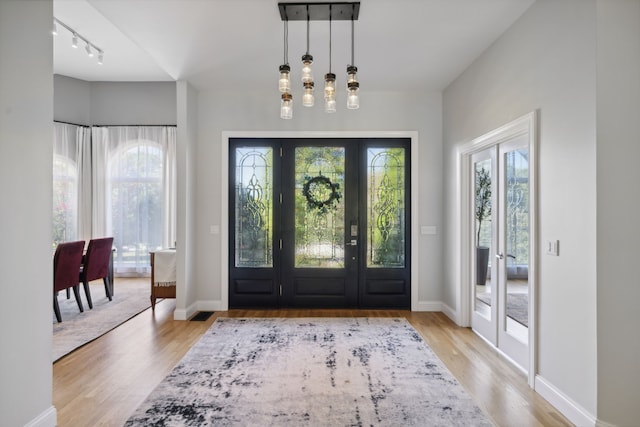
[[53, 17, 104, 65], [277, 2, 361, 118]]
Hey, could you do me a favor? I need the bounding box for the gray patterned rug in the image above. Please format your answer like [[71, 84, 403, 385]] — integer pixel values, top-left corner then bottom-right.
[[53, 279, 157, 362], [125, 317, 494, 426]]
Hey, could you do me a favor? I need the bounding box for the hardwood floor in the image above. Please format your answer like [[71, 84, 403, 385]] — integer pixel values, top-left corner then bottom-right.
[[53, 297, 573, 426]]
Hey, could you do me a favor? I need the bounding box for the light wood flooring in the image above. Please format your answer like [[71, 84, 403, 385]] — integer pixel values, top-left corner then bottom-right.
[[53, 281, 573, 427]]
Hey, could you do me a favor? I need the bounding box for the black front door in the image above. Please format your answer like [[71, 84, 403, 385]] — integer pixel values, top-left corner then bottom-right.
[[229, 137, 410, 309]]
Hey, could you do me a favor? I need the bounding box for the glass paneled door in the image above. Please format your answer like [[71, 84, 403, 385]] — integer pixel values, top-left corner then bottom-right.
[[471, 136, 531, 371], [229, 138, 411, 309]]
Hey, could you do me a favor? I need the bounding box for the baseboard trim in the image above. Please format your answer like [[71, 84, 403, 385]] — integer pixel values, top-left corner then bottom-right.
[[440, 303, 460, 325], [534, 375, 597, 427], [413, 300, 442, 312], [24, 406, 56, 427], [173, 301, 198, 320]]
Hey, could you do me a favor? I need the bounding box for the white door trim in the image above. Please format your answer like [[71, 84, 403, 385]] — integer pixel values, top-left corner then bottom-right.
[[221, 131, 420, 311], [456, 111, 538, 386]]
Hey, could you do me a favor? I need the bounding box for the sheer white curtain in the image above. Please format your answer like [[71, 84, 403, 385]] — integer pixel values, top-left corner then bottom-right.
[[91, 126, 177, 276], [53, 123, 90, 246]]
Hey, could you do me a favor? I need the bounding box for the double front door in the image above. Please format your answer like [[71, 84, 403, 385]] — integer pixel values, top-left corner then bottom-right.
[[229, 138, 410, 309]]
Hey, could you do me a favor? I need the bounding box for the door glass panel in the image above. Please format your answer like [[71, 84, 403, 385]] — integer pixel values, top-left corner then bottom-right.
[[367, 148, 405, 268], [295, 147, 345, 268], [234, 147, 273, 267], [474, 158, 493, 318], [505, 148, 529, 334]]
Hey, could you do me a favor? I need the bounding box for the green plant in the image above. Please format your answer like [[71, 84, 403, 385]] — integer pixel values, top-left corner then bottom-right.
[[475, 167, 492, 244]]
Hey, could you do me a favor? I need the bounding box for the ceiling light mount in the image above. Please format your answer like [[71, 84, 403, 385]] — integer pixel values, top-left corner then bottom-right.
[[278, 2, 360, 21]]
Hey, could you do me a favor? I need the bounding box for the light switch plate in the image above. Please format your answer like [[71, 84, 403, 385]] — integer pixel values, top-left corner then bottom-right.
[[546, 240, 559, 256], [421, 226, 437, 235]]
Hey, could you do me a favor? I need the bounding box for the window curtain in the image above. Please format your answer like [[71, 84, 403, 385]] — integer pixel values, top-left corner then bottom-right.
[[91, 126, 177, 276], [53, 123, 90, 246]]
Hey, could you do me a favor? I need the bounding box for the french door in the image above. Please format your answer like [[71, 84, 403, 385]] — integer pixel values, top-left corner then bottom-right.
[[471, 135, 531, 370], [229, 138, 410, 309]]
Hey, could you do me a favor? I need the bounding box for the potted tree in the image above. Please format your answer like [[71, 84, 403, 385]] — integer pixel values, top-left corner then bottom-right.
[[475, 167, 491, 285]]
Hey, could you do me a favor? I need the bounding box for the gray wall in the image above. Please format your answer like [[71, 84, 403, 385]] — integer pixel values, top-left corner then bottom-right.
[[54, 76, 176, 125], [193, 90, 444, 308], [596, 1, 640, 425], [0, 1, 56, 426], [443, 0, 640, 424]]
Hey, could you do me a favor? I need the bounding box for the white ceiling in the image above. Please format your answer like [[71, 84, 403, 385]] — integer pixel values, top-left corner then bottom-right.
[[53, 0, 535, 92]]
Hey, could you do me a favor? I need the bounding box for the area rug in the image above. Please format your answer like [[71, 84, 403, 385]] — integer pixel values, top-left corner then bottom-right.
[[124, 317, 494, 426], [53, 279, 156, 362], [476, 292, 528, 327]]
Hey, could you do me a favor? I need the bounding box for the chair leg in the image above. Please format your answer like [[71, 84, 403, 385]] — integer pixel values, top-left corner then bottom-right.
[[54, 294, 62, 322], [103, 277, 113, 301], [72, 285, 84, 313], [82, 279, 93, 309]]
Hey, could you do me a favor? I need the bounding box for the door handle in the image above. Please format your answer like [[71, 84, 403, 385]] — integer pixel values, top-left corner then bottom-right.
[[496, 252, 504, 260], [346, 239, 357, 246]]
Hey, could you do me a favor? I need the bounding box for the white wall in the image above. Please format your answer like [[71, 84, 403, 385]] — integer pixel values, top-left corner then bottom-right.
[[175, 81, 199, 319], [596, 1, 640, 425], [443, 0, 598, 423], [195, 90, 443, 308], [0, 1, 57, 426]]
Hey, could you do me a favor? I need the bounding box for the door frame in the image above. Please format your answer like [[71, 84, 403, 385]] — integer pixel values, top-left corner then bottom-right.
[[221, 131, 419, 310], [457, 112, 538, 386]]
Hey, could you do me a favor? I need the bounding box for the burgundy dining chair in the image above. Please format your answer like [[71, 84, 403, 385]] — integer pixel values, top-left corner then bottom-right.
[[53, 240, 86, 323], [80, 237, 114, 309]]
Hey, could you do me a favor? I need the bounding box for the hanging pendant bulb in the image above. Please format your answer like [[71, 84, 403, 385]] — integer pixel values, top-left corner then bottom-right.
[[302, 81, 315, 107], [301, 12, 313, 84], [324, 6, 336, 114], [279, 64, 291, 93], [346, 16, 360, 109], [301, 54, 313, 83], [346, 65, 359, 109], [280, 93, 293, 119], [324, 73, 336, 113]]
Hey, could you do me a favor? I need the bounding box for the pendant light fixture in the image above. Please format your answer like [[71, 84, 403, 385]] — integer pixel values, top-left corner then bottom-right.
[[277, 2, 360, 119], [279, 19, 293, 119], [301, 7, 314, 107], [346, 11, 359, 109], [324, 5, 337, 114]]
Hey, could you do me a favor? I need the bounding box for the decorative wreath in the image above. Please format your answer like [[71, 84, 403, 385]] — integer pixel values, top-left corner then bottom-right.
[[302, 175, 341, 214]]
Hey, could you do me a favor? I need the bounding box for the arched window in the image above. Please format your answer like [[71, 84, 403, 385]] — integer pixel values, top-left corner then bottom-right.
[[52, 154, 78, 247], [109, 140, 164, 275]]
